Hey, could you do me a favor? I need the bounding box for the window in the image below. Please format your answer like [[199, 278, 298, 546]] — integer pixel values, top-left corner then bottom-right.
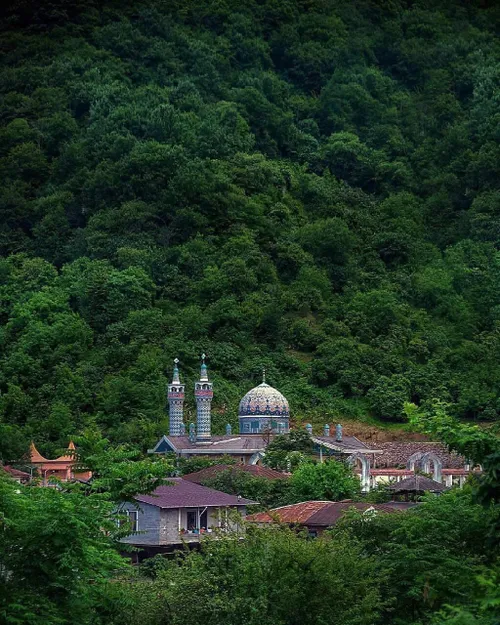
[[187, 510, 197, 531], [126, 510, 139, 531], [118, 509, 139, 532], [186, 509, 208, 532]]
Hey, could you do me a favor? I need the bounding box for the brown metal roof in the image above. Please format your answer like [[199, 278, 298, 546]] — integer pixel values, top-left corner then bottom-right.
[[247, 500, 408, 527], [182, 464, 288, 484], [135, 478, 256, 509], [2, 465, 31, 479]]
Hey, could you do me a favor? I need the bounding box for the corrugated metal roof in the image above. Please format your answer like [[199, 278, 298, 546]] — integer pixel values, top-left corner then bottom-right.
[[247, 500, 409, 526], [135, 479, 256, 509], [182, 464, 288, 483]]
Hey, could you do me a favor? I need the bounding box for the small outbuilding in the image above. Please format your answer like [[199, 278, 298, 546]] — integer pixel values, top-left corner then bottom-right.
[[388, 474, 447, 500]]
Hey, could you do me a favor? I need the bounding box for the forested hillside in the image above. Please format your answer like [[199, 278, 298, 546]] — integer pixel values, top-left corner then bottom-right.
[[1, 0, 500, 459]]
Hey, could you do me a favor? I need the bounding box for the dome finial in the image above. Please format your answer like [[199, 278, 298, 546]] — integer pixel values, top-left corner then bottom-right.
[[262, 368, 266, 384]]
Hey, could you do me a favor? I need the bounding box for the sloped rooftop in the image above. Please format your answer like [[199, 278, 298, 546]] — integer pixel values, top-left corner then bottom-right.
[[135, 478, 256, 509], [374, 442, 464, 468], [247, 500, 410, 527], [182, 464, 288, 484], [388, 475, 447, 492]]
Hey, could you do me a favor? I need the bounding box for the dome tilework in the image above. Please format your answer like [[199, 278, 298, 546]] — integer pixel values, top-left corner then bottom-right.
[[238, 383, 290, 417]]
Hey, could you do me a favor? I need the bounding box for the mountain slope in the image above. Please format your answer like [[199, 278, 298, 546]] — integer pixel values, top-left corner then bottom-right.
[[1, 0, 500, 458]]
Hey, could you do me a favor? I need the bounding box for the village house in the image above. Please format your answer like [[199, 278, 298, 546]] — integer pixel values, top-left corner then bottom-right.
[[119, 478, 254, 550], [1, 465, 31, 484], [247, 500, 414, 537], [29, 441, 92, 485]]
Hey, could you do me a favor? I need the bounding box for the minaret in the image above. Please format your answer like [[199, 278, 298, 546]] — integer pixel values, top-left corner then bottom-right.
[[168, 358, 185, 436], [195, 353, 213, 442]]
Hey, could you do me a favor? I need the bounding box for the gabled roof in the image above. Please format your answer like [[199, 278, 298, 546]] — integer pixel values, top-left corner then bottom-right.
[[182, 464, 288, 484], [374, 442, 464, 468], [311, 435, 381, 454], [247, 500, 409, 527], [135, 478, 256, 509], [149, 434, 268, 455], [388, 475, 447, 492]]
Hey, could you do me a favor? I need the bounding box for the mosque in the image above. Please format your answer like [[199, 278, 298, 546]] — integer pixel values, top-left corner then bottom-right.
[[149, 356, 378, 487]]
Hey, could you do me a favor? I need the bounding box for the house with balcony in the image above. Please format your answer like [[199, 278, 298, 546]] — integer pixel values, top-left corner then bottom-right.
[[119, 478, 254, 551]]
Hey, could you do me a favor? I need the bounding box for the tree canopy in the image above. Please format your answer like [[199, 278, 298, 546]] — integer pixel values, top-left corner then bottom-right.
[[2, 0, 500, 458]]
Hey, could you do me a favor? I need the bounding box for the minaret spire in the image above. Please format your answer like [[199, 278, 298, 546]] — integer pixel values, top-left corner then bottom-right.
[[262, 368, 266, 385], [195, 353, 213, 442], [172, 357, 180, 384], [168, 358, 185, 436], [200, 352, 209, 382]]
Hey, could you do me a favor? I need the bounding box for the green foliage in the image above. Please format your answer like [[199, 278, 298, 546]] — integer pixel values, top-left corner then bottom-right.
[[336, 488, 500, 625], [73, 427, 174, 503], [263, 430, 314, 470], [147, 525, 386, 625], [289, 459, 360, 502], [405, 400, 500, 546], [1, 0, 500, 460], [201, 468, 292, 510], [0, 472, 128, 625], [202, 459, 359, 509]]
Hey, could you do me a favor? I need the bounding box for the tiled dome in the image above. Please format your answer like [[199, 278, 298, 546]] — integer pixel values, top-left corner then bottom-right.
[[238, 383, 290, 418]]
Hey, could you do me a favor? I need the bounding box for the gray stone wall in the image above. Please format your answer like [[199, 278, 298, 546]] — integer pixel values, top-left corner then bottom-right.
[[119, 502, 160, 545]]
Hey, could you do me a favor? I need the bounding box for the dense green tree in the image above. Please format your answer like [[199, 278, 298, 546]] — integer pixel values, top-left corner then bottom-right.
[[263, 430, 314, 471], [151, 524, 385, 625], [289, 459, 360, 502]]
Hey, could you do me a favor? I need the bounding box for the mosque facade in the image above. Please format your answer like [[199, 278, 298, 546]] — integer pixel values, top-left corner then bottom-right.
[[148, 356, 378, 488]]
